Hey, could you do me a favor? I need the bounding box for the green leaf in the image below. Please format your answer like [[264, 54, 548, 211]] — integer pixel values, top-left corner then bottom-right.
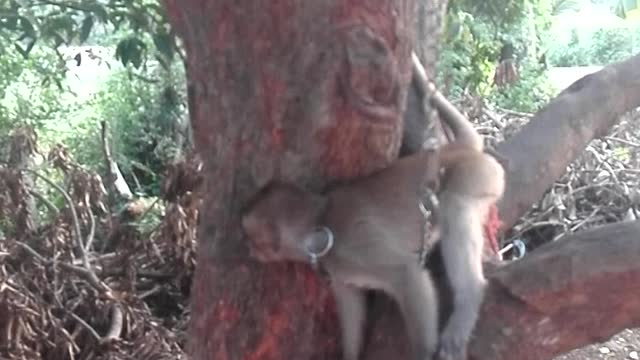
[[24, 38, 36, 55], [116, 37, 147, 69], [18, 16, 36, 38], [50, 31, 65, 47], [79, 15, 94, 43], [42, 16, 76, 44], [87, 3, 109, 23], [115, 39, 130, 66], [129, 10, 150, 32], [14, 42, 28, 58], [152, 31, 174, 62], [0, 15, 18, 31], [155, 53, 169, 71]]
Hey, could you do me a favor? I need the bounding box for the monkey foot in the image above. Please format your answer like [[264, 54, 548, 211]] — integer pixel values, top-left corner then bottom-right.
[[434, 332, 468, 360]]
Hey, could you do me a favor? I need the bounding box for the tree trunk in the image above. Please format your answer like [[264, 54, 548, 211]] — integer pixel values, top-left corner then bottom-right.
[[164, 1, 417, 358]]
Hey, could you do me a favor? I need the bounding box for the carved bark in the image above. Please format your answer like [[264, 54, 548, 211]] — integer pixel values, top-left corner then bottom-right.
[[164, 1, 416, 358], [497, 53, 640, 229]]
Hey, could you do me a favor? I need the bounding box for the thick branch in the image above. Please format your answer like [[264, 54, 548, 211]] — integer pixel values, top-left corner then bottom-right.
[[469, 220, 640, 360], [497, 53, 640, 229]]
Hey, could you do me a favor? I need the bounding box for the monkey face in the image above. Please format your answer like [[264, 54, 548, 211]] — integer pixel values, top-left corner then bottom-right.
[[242, 214, 283, 262], [241, 182, 328, 263], [242, 210, 320, 263]]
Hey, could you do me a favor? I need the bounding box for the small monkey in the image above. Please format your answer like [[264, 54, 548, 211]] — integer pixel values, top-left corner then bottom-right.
[[241, 54, 504, 360], [412, 52, 505, 360]]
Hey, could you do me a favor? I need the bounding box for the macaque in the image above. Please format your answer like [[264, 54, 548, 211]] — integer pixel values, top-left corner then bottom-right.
[[242, 156, 441, 360], [412, 52, 505, 360], [241, 54, 504, 360]]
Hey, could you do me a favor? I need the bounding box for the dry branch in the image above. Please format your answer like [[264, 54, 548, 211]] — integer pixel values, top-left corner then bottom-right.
[[27, 169, 108, 293], [497, 53, 640, 229], [101, 120, 133, 200], [469, 220, 640, 360]]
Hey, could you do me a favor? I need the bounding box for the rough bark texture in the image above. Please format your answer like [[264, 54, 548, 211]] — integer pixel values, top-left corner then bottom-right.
[[497, 53, 640, 229], [469, 220, 640, 360], [164, 1, 417, 359]]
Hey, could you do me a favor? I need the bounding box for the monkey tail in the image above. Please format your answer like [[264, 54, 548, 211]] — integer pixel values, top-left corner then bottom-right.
[[411, 53, 483, 152]]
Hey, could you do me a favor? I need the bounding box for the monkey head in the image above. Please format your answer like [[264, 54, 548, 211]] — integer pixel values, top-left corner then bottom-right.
[[241, 182, 329, 263]]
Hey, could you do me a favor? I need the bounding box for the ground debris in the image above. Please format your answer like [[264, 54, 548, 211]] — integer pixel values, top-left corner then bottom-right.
[[0, 138, 201, 359]]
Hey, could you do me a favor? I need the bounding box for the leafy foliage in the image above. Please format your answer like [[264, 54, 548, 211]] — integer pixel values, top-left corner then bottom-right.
[[66, 61, 188, 196], [438, 0, 555, 112], [0, 37, 71, 154], [548, 24, 640, 66], [552, 0, 583, 15], [488, 62, 556, 112], [0, 0, 187, 199], [0, 0, 179, 70], [437, 10, 500, 97]]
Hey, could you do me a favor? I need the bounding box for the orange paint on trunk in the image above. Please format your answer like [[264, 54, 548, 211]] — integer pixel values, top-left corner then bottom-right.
[[483, 204, 502, 256]]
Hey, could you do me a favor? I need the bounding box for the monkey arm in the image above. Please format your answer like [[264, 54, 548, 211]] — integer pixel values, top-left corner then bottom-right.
[[331, 281, 367, 360]]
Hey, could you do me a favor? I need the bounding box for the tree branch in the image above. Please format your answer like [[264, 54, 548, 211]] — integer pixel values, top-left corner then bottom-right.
[[497, 53, 640, 229], [469, 220, 640, 360]]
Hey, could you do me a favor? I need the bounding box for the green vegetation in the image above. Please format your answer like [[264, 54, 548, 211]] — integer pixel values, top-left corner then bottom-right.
[[0, 0, 635, 197], [437, 0, 556, 112], [1, 0, 187, 198], [548, 24, 640, 66]]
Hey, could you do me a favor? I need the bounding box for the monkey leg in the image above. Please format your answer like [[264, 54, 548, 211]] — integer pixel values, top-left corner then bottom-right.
[[436, 202, 488, 360], [394, 264, 439, 360], [332, 281, 367, 360]]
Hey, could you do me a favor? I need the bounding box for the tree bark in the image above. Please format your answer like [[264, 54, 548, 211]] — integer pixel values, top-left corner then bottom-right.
[[164, 1, 417, 358], [497, 53, 640, 229]]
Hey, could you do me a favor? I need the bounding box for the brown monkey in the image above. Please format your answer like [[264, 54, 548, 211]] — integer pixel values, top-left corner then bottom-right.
[[412, 52, 505, 360], [242, 151, 442, 360], [241, 54, 504, 360]]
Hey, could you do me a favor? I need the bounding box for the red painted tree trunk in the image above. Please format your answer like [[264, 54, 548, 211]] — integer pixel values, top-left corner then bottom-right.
[[164, 1, 417, 358]]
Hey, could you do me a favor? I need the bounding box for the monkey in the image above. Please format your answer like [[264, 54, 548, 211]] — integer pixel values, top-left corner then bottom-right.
[[242, 154, 442, 360], [411, 52, 505, 360], [241, 54, 504, 360]]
